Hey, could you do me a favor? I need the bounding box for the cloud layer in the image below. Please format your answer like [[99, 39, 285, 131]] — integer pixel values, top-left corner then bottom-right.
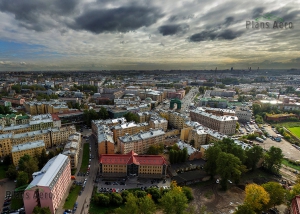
[[0, 0, 299, 70]]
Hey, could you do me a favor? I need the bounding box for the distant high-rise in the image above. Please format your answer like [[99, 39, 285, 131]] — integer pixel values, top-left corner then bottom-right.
[[231, 67, 233, 71]]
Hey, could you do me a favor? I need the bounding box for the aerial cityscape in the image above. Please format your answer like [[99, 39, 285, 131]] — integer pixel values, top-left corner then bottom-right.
[[0, 0, 300, 214]]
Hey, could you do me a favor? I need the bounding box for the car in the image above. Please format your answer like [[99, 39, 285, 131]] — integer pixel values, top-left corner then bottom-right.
[[64, 209, 72, 213], [216, 179, 219, 184], [84, 178, 88, 182], [228, 180, 232, 184], [79, 191, 82, 196]]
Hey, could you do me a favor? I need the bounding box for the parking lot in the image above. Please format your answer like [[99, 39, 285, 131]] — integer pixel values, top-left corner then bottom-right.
[[96, 176, 171, 193], [260, 126, 300, 161]]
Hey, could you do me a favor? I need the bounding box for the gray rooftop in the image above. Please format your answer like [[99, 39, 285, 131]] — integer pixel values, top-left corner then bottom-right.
[[12, 140, 45, 153]]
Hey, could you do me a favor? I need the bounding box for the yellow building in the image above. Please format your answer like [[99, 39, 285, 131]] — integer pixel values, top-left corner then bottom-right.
[[0, 124, 31, 134], [11, 140, 45, 165], [24, 100, 69, 115], [118, 129, 165, 154], [50, 126, 76, 146], [62, 133, 81, 169], [12, 130, 51, 148], [99, 151, 167, 178], [149, 117, 168, 132], [112, 122, 150, 142], [29, 114, 54, 131], [159, 110, 188, 130], [0, 133, 13, 158], [96, 125, 115, 156], [136, 112, 151, 123]]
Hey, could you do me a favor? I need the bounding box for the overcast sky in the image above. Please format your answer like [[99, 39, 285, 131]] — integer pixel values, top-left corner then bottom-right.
[[0, 0, 299, 71]]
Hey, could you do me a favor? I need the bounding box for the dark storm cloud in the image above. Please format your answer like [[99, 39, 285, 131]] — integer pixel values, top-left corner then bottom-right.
[[189, 29, 244, 42], [71, 6, 163, 34], [223, 17, 234, 27], [268, 8, 300, 21], [0, 0, 79, 31], [251, 7, 265, 19], [158, 24, 189, 36]]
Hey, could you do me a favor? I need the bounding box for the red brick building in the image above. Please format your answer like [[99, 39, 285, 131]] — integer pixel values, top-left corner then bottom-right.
[[291, 195, 300, 214]]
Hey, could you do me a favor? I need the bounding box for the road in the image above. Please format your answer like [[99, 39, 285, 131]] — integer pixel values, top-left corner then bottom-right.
[[75, 132, 98, 214], [180, 87, 199, 115]]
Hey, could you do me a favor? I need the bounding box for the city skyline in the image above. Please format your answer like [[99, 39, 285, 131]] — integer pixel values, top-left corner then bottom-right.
[[0, 0, 299, 71]]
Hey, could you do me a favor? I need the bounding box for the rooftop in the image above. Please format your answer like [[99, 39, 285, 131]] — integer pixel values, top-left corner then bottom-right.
[[12, 140, 45, 153], [119, 129, 165, 143]]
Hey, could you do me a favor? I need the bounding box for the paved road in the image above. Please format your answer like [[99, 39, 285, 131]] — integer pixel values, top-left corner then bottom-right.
[[75, 134, 98, 214], [180, 87, 199, 115]]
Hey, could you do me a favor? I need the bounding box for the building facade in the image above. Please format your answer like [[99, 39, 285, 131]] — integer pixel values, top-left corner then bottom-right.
[[117, 129, 165, 154], [12, 140, 45, 166], [99, 151, 167, 178], [62, 133, 81, 169], [24, 154, 71, 214], [190, 108, 238, 135]]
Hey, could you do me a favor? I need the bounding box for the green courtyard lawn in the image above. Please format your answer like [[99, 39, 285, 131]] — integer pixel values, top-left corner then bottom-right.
[[282, 159, 300, 171], [288, 127, 300, 138], [80, 143, 89, 172], [64, 185, 81, 209], [0, 164, 7, 179]]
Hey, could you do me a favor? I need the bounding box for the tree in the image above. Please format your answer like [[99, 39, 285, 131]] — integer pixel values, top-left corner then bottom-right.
[[262, 182, 286, 208], [234, 204, 255, 214], [199, 87, 205, 94], [216, 152, 242, 190], [110, 192, 123, 206], [97, 193, 110, 206], [124, 112, 139, 123], [264, 146, 284, 173], [18, 154, 39, 178], [98, 107, 109, 119], [16, 171, 29, 187], [115, 193, 139, 214], [146, 188, 161, 203], [37, 149, 49, 170], [32, 206, 51, 214], [244, 184, 270, 212], [135, 190, 147, 198], [182, 186, 194, 201], [138, 195, 156, 214], [245, 146, 263, 170], [236, 122, 240, 130], [6, 164, 18, 180], [204, 146, 222, 177], [159, 185, 188, 214]]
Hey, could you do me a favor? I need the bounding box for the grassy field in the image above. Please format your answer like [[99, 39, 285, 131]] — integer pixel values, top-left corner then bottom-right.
[[288, 127, 300, 138], [282, 159, 300, 171], [80, 143, 89, 172], [271, 121, 300, 128], [0, 165, 7, 179], [10, 194, 24, 210], [64, 185, 81, 209]]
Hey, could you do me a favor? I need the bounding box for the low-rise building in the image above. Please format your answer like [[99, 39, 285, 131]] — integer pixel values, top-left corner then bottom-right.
[[149, 117, 168, 131], [24, 154, 71, 214], [235, 108, 252, 122], [99, 151, 167, 178], [12, 140, 45, 165], [118, 129, 165, 154], [29, 114, 54, 131]]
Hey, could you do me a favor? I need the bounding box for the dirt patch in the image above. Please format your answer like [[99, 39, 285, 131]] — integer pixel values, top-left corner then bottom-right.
[[191, 183, 245, 214]]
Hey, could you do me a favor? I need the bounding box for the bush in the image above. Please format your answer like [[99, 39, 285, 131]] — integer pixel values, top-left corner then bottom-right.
[[182, 186, 194, 201]]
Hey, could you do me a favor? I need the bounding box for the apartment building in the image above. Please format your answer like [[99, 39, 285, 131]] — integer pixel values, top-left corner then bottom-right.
[[0, 133, 13, 157], [91, 118, 127, 132], [111, 122, 150, 142], [149, 117, 168, 131], [29, 114, 54, 131], [168, 112, 189, 129], [95, 125, 115, 156], [0, 114, 30, 127], [11, 140, 45, 165], [12, 129, 51, 148], [50, 126, 76, 146], [190, 108, 238, 135], [0, 124, 31, 134], [136, 111, 152, 123], [118, 129, 165, 154], [187, 128, 207, 149], [99, 151, 167, 178], [62, 132, 81, 169], [197, 107, 235, 116], [24, 154, 71, 214], [235, 108, 252, 122], [24, 100, 69, 115]]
